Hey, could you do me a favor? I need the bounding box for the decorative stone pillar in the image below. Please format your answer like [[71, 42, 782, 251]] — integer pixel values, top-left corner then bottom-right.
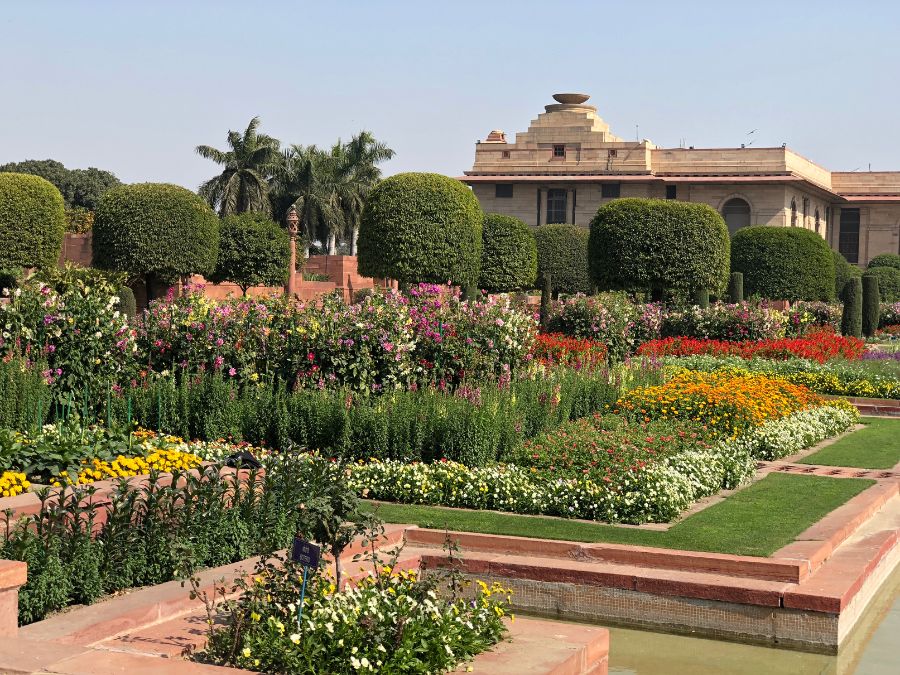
[[0, 560, 26, 637], [285, 206, 301, 299]]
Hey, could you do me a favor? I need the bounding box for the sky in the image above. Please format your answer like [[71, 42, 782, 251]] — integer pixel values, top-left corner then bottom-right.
[[3, 0, 900, 190]]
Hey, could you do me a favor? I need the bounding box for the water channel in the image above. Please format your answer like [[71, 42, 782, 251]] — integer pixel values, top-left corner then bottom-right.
[[603, 566, 900, 674]]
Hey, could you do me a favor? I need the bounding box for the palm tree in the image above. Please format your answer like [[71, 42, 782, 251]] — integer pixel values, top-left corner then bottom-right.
[[271, 132, 394, 255], [196, 117, 281, 216]]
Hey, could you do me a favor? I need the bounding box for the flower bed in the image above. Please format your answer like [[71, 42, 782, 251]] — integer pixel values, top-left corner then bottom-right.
[[637, 330, 864, 363], [0, 470, 29, 497], [531, 333, 608, 370], [614, 370, 823, 436], [348, 404, 856, 524], [197, 558, 510, 674], [666, 355, 900, 401]]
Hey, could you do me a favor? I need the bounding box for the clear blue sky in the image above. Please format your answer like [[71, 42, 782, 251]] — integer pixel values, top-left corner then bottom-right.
[[3, 1, 899, 189]]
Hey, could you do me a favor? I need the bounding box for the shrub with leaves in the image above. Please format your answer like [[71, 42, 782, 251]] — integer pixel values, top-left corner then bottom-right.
[[479, 213, 537, 292], [533, 224, 592, 296], [358, 173, 483, 287], [589, 199, 730, 297], [0, 173, 66, 270], [210, 212, 290, 295]]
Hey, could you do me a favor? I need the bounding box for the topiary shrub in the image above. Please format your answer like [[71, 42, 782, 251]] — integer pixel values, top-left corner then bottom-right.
[[862, 274, 880, 337], [841, 277, 862, 338], [694, 288, 710, 309], [210, 212, 290, 295], [868, 253, 900, 271], [863, 265, 900, 302], [589, 199, 730, 298], [728, 272, 744, 303], [478, 213, 537, 292], [731, 226, 834, 301], [0, 173, 66, 270], [357, 173, 482, 287], [93, 183, 220, 297], [117, 285, 137, 320], [533, 224, 592, 297], [833, 249, 862, 299]]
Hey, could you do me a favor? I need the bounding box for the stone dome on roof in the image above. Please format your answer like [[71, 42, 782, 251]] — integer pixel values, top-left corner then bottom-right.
[[484, 129, 507, 143]]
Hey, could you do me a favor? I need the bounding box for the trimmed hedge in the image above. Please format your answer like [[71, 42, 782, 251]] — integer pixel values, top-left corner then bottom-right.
[[833, 249, 862, 299], [210, 212, 290, 294], [93, 184, 220, 288], [533, 224, 592, 296], [728, 272, 744, 303], [118, 285, 137, 319], [868, 253, 900, 271], [589, 199, 730, 296], [731, 226, 834, 301], [357, 173, 482, 286], [863, 265, 900, 302], [479, 213, 537, 292], [0, 173, 66, 270], [862, 275, 880, 337], [841, 277, 862, 338]]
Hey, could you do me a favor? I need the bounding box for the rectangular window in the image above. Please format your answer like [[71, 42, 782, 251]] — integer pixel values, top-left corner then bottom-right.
[[607, 149, 618, 158], [501, 150, 510, 159], [839, 208, 860, 264], [546, 189, 567, 224], [665, 185, 677, 200], [553, 144, 566, 158], [495, 184, 513, 198], [601, 183, 621, 199]]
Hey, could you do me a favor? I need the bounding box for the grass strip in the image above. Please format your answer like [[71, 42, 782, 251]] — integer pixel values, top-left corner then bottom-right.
[[798, 418, 900, 469], [365, 473, 874, 557]]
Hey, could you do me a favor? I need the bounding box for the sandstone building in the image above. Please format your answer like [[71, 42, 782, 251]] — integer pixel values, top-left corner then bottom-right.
[[461, 94, 900, 265]]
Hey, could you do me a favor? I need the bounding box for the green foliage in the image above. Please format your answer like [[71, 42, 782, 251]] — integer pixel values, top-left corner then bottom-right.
[[862, 265, 900, 302], [478, 213, 537, 292], [117, 285, 137, 319], [832, 250, 861, 299], [841, 277, 862, 338], [862, 274, 880, 337], [728, 272, 744, 303], [0, 159, 120, 210], [0, 173, 66, 270], [210, 212, 290, 294], [109, 369, 622, 466], [868, 253, 900, 271], [1, 457, 315, 624], [196, 117, 280, 216], [694, 288, 710, 308], [65, 207, 94, 233], [357, 173, 483, 286], [93, 183, 220, 285], [731, 226, 835, 301], [0, 357, 50, 433], [589, 199, 730, 296], [533, 224, 592, 295]]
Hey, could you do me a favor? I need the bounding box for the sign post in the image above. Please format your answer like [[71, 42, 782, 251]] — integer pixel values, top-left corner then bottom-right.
[[290, 537, 321, 629]]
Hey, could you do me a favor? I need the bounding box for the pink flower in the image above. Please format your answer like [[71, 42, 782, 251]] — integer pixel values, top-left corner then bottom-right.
[[228, 367, 237, 376]]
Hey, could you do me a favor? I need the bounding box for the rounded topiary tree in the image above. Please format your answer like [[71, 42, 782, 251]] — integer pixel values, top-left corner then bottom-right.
[[868, 253, 900, 271], [93, 183, 220, 297], [210, 212, 290, 295], [731, 226, 834, 301], [533, 224, 592, 298], [0, 173, 66, 270], [833, 249, 862, 299], [589, 199, 730, 299], [357, 173, 482, 287], [863, 265, 900, 302], [478, 213, 537, 292]]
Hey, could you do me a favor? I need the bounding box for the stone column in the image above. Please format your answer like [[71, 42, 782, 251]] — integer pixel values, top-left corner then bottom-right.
[[0, 560, 26, 637], [285, 206, 301, 299]]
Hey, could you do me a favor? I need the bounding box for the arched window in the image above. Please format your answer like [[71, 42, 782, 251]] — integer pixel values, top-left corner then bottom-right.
[[722, 198, 751, 235], [791, 198, 797, 226]]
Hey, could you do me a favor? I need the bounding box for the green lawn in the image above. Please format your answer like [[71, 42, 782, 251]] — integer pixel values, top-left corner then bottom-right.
[[365, 473, 874, 557], [799, 418, 900, 469]]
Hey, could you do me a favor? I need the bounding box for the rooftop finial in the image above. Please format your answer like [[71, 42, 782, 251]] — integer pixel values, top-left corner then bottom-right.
[[552, 93, 590, 104]]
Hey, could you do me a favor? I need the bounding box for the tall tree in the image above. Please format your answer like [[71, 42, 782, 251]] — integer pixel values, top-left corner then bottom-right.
[[0, 159, 120, 209], [270, 131, 393, 255], [196, 117, 280, 216]]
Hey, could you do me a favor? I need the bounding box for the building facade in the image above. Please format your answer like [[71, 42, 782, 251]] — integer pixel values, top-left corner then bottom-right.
[[461, 94, 900, 266]]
